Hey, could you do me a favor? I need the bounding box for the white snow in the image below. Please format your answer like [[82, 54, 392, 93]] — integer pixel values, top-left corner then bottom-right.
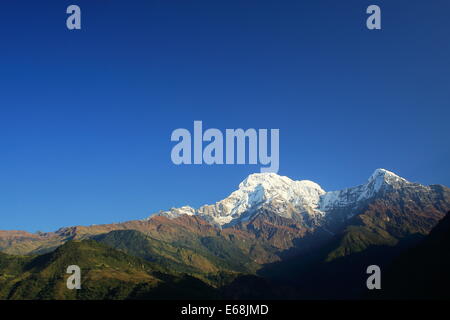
[[149, 169, 412, 226], [319, 168, 409, 212]]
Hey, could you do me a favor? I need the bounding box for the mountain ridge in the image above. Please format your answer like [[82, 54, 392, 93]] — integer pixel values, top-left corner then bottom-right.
[[1, 168, 449, 260], [1, 168, 449, 299], [153, 168, 443, 228]]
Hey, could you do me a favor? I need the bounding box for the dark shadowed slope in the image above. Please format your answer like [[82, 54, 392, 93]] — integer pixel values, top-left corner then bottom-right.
[[370, 211, 450, 299]]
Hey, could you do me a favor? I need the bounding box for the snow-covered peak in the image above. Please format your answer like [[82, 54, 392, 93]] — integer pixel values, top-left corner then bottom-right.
[[240, 172, 293, 188], [152, 172, 326, 226], [193, 172, 326, 225], [238, 172, 324, 199], [369, 168, 398, 181], [150, 169, 414, 226], [153, 206, 195, 219], [368, 168, 407, 190], [319, 169, 410, 212]]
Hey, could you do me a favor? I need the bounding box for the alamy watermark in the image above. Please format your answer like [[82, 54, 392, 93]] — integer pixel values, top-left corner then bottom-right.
[[64, 4, 380, 31], [171, 121, 279, 173], [366, 265, 381, 290], [66, 265, 81, 290]]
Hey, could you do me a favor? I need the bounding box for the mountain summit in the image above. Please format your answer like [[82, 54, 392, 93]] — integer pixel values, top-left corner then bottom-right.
[[153, 169, 419, 227]]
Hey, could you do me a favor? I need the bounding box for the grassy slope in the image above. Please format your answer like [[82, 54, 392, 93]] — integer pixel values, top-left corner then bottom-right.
[[93, 230, 256, 286], [0, 240, 218, 300]]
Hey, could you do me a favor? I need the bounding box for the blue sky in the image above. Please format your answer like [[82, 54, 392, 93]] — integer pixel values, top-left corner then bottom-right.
[[1, 0, 449, 232]]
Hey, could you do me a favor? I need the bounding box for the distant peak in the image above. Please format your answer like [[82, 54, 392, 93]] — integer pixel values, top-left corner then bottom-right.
[[239, 172, 290, 188], [369, 168, 403, 181], [236, 172, 325, 203], [367, 169, 409, 192], [243, 172, 284, 180]]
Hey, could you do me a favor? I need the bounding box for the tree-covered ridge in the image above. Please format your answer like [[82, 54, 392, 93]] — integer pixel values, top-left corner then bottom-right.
[[0, 240, 218, 300]]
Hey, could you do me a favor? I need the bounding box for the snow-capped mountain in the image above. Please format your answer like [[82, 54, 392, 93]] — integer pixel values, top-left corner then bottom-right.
[[151, 168, 416, 227], [1, 168, 449, 266], [319, 168, 409, 211]]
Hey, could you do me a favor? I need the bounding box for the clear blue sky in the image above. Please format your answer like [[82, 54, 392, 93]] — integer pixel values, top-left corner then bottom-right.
[[1, 0, 449, 232]]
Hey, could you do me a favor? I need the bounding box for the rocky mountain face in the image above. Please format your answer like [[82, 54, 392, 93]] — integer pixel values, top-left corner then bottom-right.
[[154, 172, 326, 227], [155, 169, 449, 230], [0, 169, 449, 299], [154, 169, 450, 256]]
